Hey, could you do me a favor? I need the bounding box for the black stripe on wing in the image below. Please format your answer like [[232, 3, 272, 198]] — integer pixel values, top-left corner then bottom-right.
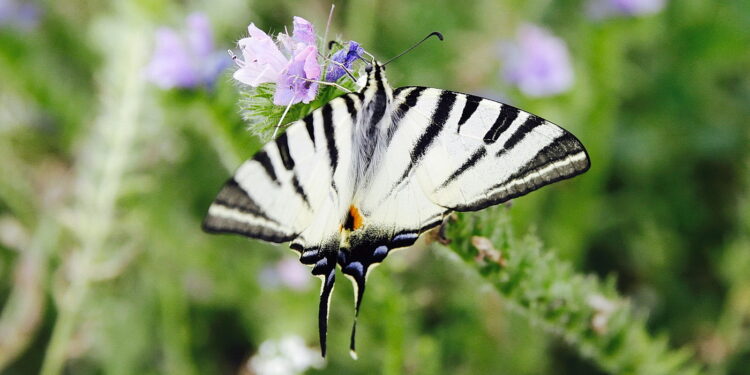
[[341, 94, 358, 120], [397, 90, 457, 181], [304, 116, 316, 147], [502, 114, 544, 150], [484, 105, 520, 144], [437, 147, 486, 190], [253, 150, 280, 186], [389, 87, 428, 145], [202, 178, 294, 243], [322, 104, 338, 176], [274, 132, 311, 208], [457, 94, 481, 133], [455, 131, 591, 212]]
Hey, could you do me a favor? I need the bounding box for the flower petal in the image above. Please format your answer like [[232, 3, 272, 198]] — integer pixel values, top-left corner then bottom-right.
[[292, 16, 316, 46], [273, 45, 320, 105], [233, 23, 289, 86], [326, 41, 363, 81]]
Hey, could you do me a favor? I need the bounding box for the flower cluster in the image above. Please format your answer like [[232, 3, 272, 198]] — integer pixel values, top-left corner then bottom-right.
[[231, 17, 363, 106], [325, 41, 364, 82], [501, 24, 575, 98], [145, 13, 227, 89]]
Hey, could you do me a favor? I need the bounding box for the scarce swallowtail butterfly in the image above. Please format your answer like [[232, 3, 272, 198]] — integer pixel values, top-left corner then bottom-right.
[[203, 44, 591, 357]]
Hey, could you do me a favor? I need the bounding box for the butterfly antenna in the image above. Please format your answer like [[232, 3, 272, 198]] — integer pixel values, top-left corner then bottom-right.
[[382, 31, 444, 67]]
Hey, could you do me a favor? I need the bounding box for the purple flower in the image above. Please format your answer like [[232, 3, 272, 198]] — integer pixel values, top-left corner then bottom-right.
[[587, 0, 666, 18], [291, 16, 316, 47], [232, 17, 322, 106], [501, 24, 574, 98], [145, 13, 227, 89], [326, 41, 363, 82], [0, 0, 39, 30], [274, 45, 320, 105], [276, 17, 317, 56]]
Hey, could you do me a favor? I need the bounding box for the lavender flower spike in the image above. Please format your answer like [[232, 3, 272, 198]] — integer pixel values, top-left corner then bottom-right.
[[274, 45, 321, 105], [326, 41, 364, 82], [502, 24, 574, 98]]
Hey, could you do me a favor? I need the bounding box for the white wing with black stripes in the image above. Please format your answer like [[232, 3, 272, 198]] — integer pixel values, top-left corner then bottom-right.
[[203, 93, 362, 358], [376, 86, 590, 212], [202, 94, 359, 244]]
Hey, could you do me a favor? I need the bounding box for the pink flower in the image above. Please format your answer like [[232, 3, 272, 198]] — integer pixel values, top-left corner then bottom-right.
[[232, 17, 321, 106], [232, 24, 289, 86]]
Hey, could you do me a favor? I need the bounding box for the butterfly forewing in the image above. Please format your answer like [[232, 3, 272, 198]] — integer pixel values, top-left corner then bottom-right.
[[202, 95, 359, 244], [385, 86, 590, 212]]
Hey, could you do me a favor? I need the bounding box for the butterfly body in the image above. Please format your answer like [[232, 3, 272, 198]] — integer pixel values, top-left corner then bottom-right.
[[203, 61, 590, 356]]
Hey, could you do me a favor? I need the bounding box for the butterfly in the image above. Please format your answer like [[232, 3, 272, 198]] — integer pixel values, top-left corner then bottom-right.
[[203, 58, 590, 357]]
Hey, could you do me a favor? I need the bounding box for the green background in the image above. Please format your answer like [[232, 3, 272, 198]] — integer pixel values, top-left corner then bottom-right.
[[1, 0, 748, 374]]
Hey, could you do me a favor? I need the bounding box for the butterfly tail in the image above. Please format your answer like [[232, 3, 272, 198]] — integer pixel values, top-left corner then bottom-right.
[[344, 261, 367, 359], [312, 253, 337, 357], [340, 242, 392, 359]]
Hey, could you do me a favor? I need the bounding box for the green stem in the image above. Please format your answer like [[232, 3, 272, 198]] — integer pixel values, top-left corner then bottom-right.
[[444, 207, 702, 374]]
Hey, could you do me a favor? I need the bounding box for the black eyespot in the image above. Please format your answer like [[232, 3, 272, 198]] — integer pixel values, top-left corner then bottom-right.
[[365, 64, 373, 73]]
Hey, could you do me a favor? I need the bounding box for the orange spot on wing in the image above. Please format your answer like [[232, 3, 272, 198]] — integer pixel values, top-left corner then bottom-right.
[[349, 205, 364, 230]]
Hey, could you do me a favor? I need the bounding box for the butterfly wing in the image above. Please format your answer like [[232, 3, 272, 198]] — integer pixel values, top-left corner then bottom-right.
[[202, 94, 361, 242], [375, 86, 590, 212], [345, 86, 590, 288], [203, 94, 361, 357]]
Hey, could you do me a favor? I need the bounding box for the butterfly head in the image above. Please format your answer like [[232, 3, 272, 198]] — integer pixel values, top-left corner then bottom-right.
[[361, 60, 387, 89]]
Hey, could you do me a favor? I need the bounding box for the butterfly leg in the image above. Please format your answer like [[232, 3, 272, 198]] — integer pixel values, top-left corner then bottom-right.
[[436, 213, 456, 245]]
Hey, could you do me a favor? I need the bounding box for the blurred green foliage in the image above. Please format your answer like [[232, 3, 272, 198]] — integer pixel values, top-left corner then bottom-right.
[[0, 0, 748, 374]]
